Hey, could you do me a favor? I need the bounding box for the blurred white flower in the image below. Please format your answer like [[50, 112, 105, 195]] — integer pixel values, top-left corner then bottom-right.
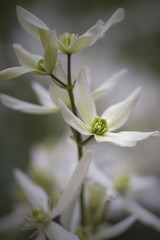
[[13, 149, 91, 240], [96, 157, 160, 232]]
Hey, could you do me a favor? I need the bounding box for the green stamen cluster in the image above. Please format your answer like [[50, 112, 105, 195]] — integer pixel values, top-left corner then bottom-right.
[[92, 116, 108, 135], [60, 33, 78, 48], [37, 59, 47, 72], [75, 227, 89, 240], [31, 208, 51, 227], [114, 175, 130, 195]]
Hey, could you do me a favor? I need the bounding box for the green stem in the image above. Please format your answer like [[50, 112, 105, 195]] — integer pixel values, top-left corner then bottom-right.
[[50, 73, 67, 88], [67, 54, 85, 226]]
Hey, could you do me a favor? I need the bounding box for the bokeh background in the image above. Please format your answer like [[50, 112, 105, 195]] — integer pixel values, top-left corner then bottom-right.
[[0, 0, 160, 239]]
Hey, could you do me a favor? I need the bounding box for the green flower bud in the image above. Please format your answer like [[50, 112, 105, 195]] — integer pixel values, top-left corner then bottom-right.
[[92, 116, 108, 135], [37, 59, 47, 72]]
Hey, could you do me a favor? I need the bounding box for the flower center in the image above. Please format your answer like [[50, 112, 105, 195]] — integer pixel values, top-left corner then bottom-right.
[[60, 33, 78, 48], [114, 175, 130, 195], [31, 208, 51, 227], [37, 59, 47, 72], [91, 116, 108, 135], [75, 227, 89, 240]]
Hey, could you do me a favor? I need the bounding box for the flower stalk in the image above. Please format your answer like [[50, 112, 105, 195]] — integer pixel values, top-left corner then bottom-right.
[[66, 53, 86, 226]]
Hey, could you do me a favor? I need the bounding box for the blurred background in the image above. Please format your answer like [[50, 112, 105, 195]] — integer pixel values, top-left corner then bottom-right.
[[0, 0, 160, 239]]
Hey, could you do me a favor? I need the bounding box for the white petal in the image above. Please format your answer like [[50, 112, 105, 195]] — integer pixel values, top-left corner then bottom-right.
[[49, 81, 70, 108], [59, 99, 91, 135], [91, 215, 136, 240], [0, 66, 35, 79], [130, 175, 159, 194], [87, 161, 116, 200], [0, 94, 58, 114], [60, 196, 78, 231], [92, 69, 127, 100], [16, 6, 50, 39], [102, 87, 141, 131], [44, 31, 57, 74], [95, 131, 159, 147], [100, 8, 125, 37], [68, 20, 104, 53], [125, 198, 160, 232], [14, 169, 48, 211], [0, 204, 28, 231], [49, 62, 70, 107], [52, 149, 91, 218], [45, 222, 79, 240], [54, 61, 67, 84], [31, 82, 57, 107], [13, 43, 41, 68], [74, 67, 97, 125]]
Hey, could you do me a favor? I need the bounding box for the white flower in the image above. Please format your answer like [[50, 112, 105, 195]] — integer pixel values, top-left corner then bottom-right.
[[0, 63, 126, 115], [13, 149, 91, 240], [61, 164, 137, 240], [29, 137, 78, 197], [94, 156, 160, 232], [59, 67, 159, 147], [16, 6, 124, 54], [0, 81, 59, 114], [0, 32, 57, 80]]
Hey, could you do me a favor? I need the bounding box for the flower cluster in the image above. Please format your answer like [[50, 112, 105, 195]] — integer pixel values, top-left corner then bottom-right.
[[0, 5, 160, 240]]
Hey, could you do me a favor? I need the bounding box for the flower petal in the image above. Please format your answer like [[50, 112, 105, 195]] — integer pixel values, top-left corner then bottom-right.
[[90, 215, 136, 240], [87, 161, 117, 200], [0, 66, 35, 79], [51, 149, 91, 218], [0, 94, 59, 114], [16, 6, 50, 39], [102, 87, 141, 131], [59, 99, 91, 135], [95, 131, 159, 147], [92, 69, 127, 100], [14, 169, 48, 211], [74, 67, 97, 125], [0, 204, 28, 231], [125, 198, 160, 232], [68, 20, 104, 53], [44, 31, 58, 74], [31, 81, 57, 107], [45, 221, 79, 240], [100, 8, 125, 37], [13, 43, 41, 69], [49, 62, 70, 107]]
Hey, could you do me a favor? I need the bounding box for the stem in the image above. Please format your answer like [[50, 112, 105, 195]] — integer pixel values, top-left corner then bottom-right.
[[67, 54, 82, 159], [67, 54, 85, 226], [50, 73, 67, 88]]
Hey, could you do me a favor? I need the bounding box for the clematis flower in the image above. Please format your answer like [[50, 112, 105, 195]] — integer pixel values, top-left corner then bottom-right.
[[59, 67, 159, 147], [16, 6, 124, 54], [0, 32, 57, 80], [0, 63, 126, 115], [13, 149, 91, 240], [0, 81, 59, 114], [61, 160, 137, 240], [90, 155, 160, 233]]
